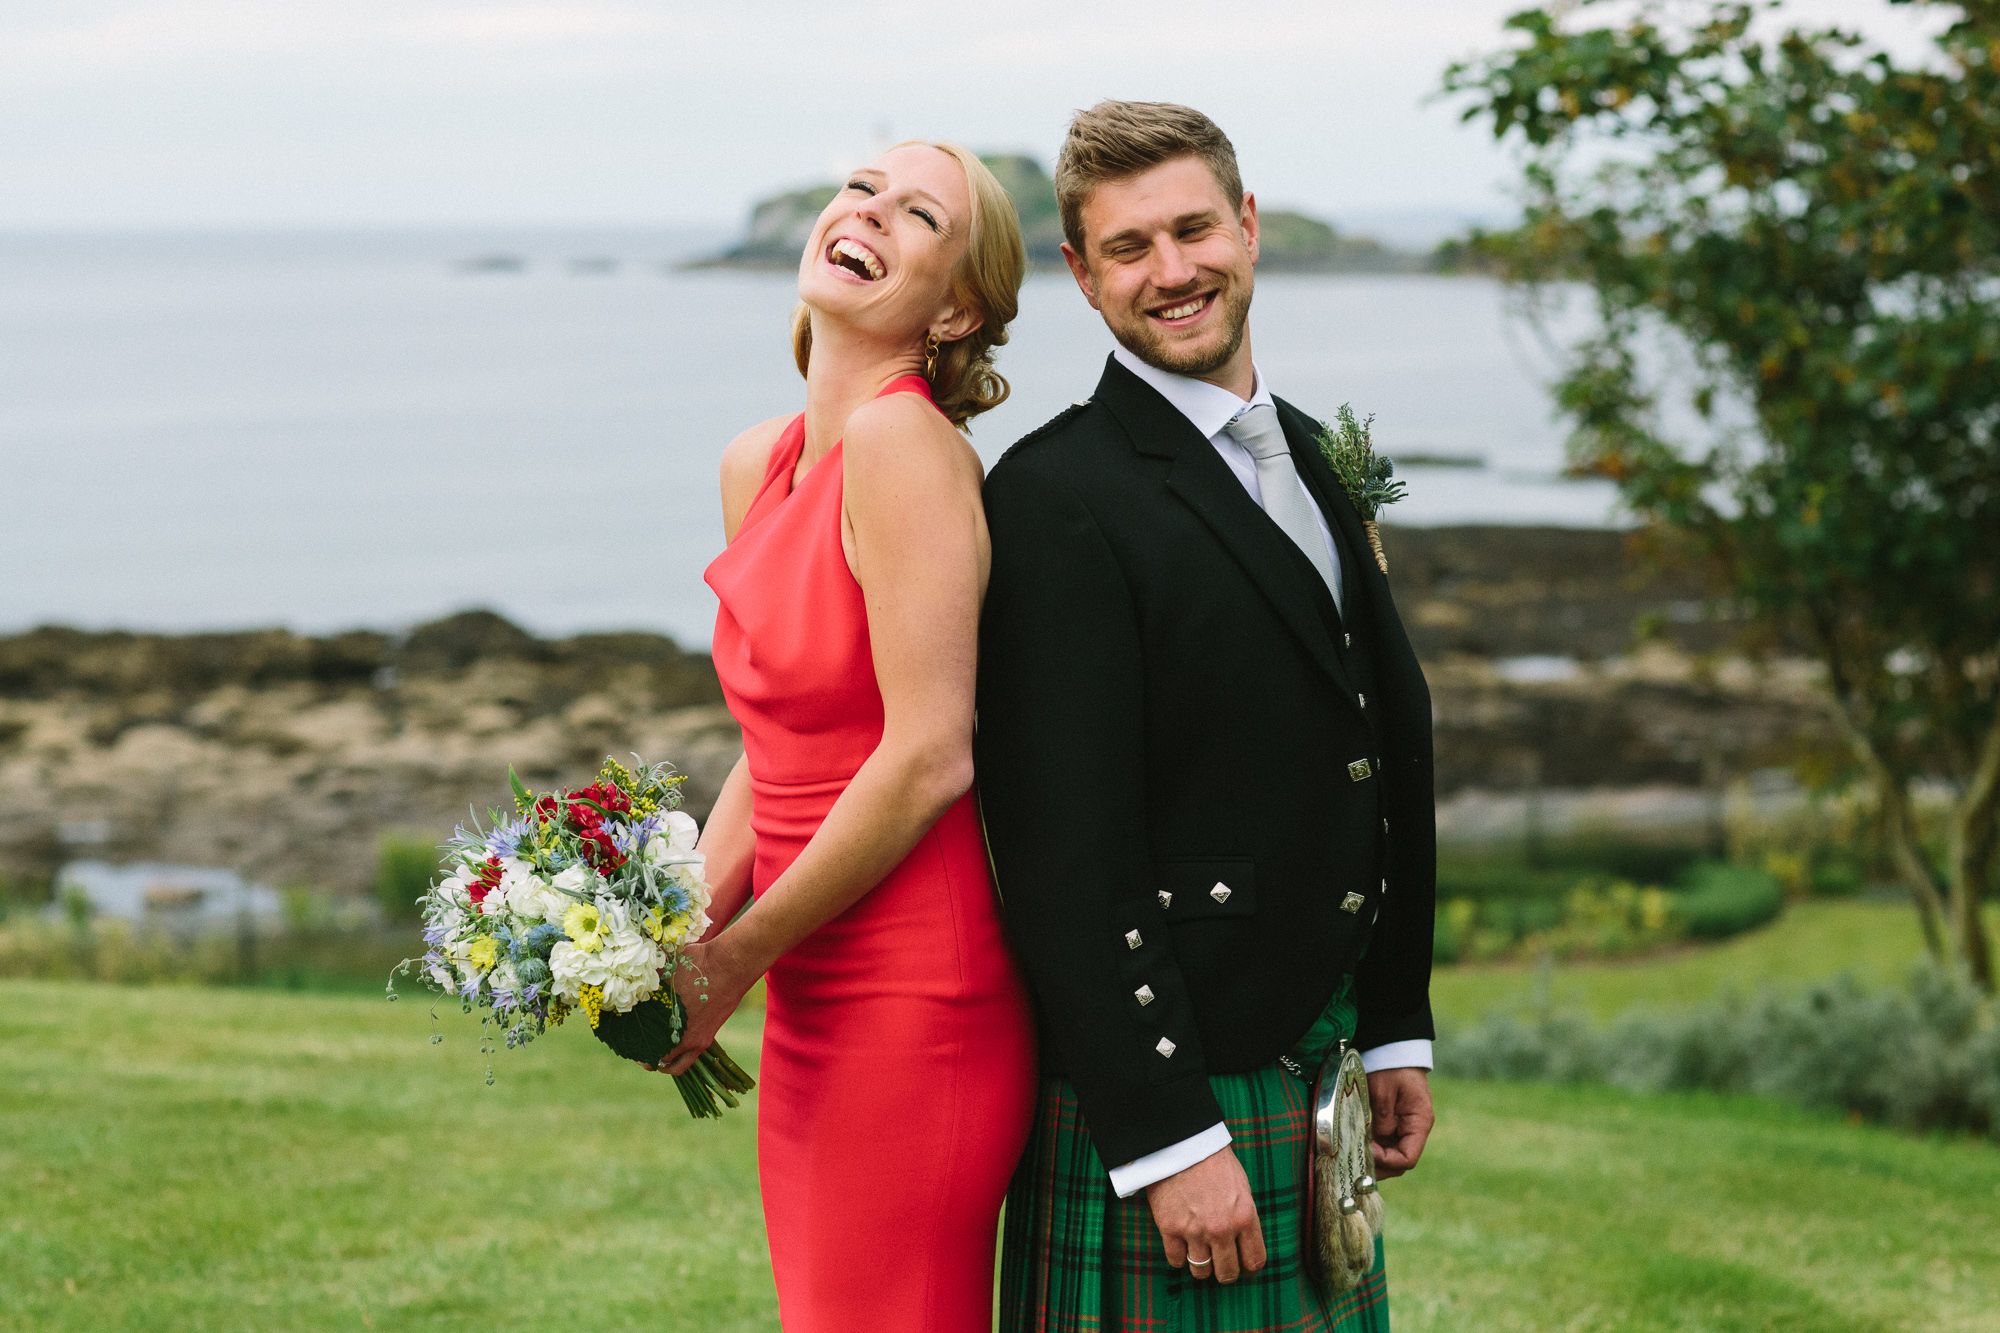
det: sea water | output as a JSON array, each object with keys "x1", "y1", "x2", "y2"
[{"x1": 0, "y1": 227, "x2": 1612, "y2": 645}]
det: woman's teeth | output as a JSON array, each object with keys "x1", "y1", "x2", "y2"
[
  {"x1": 1156, "y1": 295, "x2": 1208, "y2": 320},
  {"x1": 830, "y1": 238, "x2": 884, "y2": 280}
]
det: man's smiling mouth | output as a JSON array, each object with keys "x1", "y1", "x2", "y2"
[{"x1": 1150, "y1": 292, "x2": 1215, "y2": 322}]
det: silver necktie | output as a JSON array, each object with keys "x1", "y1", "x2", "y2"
[{"x1": 1226, "y1": 402, "x2": 1344, "y2": 617}]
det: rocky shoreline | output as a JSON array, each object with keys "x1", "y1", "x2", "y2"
[{"x1": 0, "y1": 525, "x2": 1832, "y2": 897}]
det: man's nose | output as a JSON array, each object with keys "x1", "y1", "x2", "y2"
[{"x1": 1149, "y1": 240, "x2": 1199, "y2": 291}]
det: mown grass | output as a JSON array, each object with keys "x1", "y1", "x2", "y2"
[
  {"x1": 6, "y1": 977, "x2": 1999, "y2": 1331},
  {"x1": 1430, "y1": 900, "x2": 1987, "y2": 1024}
]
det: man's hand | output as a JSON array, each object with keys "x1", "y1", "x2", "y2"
[
  {"x1": 1143, "y1": 1146, "x2": 1265, "y2": 1284},
  {"x1": 1366, "y1": 1067, "x2": 1434, "y2": 1179}
]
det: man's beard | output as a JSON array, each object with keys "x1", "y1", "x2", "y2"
[{"x1": 1113, "y1": 279, "x2": 1254, "y2": 378}]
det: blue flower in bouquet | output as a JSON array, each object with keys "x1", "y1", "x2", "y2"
[
  {"x1": 521, "y1": 924, "x2": 564, "y2": 958},
  {"x1": 485, "y1": 817, "x2": 532, "y2": 860}
]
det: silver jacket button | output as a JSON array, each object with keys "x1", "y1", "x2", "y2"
[
  {"x1": 1210, "y1": 882, "x2": 1232, "y2": 904},
  {"x1": 1340, "y1": 891, "x2": 1366, "y2": 914},
  {"x1": 1157, "y1": 890, "x2": 1173, "y2": 909},
  {"x1": 1156, "y1": 1037, "x2": 1177, "y2": 1058},
  {"x1": 1124, "y1": 929, "x2": 1143, "y2": 950},
  {"x1": 1135, "y1": 984, "x2": 1155, "y2": 1006}
]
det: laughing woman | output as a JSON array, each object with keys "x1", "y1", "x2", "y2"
[{"x1": 651, "y1": 142, "x2": 1035, "y2": 1331}]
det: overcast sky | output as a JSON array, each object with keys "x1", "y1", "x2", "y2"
[{"x1": 0, "y1": 0, "x2": 1955, "y2": 231}]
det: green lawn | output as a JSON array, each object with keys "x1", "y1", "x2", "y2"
[
  {"x1": 1431, "y1": 900, "x2": 1977, "y2": 1025},
  {"x1": 6, "y1": 977, "x2": 1998, "y2": 1331}
]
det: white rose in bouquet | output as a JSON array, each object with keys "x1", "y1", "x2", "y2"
[
  {"x1": 502, "y1": 863, "x2": 573, "y2": 924},
  {"x1": 660, "y1": 810, "x2": 699, "y2": 851}
]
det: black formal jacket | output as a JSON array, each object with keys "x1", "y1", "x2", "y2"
[{"x1": 975, "y1": 355, "x2": 1437, "y2": 1168}]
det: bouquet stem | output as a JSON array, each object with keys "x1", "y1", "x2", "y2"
[{"x1": 588, "y1": 992, "x2": 758, "y2": 1119}]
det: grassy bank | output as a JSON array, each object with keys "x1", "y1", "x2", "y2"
[
  {"x1": 6, "y1": 979, "x2": 1998, "y2": 1331},
  {"x1": 1430, "y1": 900, "x2": 1979, "y2": 1025}
]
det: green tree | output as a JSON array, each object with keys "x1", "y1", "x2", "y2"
[{"x1": 1444, "y1": 0, "x2": 2000, "y2": 985}]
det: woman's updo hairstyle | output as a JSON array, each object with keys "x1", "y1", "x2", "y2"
[{"x1": 792, "y1": 141, "x2": 1027, "y2": 429}]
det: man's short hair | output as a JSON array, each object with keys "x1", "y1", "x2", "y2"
[{"x1": 1054, "y1": 100, "x2": 1245, "y2": 255}]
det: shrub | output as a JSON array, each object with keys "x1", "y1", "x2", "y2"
[
  {"x1": 374, "y1": 834, "x2": 440, "y2": 925},
  {"x1": 1439, "y1": 965, "x2": 2000, "y2": 1141},
  {"x1": 1534, "y1": 834, "x2": 1701, "y2": 887},
  {"x1": 1673, "y1": 862, "x2": 1785, "y2": 940}
]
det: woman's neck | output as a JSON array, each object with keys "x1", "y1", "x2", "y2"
[{"x1": 801, "y1": 317, "x2": 925, "y2": 463}]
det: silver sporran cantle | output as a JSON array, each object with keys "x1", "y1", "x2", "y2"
[{"x1": 1305, "y1": 1040, "x2": 1383, "y2": 1294}]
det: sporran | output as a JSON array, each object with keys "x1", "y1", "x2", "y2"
[{"x1": 1296, "y1": 1040, "x2": 1383, "y2": 1295}]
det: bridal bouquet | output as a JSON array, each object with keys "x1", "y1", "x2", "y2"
[{"x1": 392, "y1": 755, "x2": 754, "y2": 1118}]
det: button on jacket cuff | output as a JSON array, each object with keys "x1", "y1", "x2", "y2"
[
  {"x1": 1360, "y1": 1039, "x2": 1434, "y2": 1073},
  {"x1": 1107, "y1": 1121, "x2": 1232, "y2": 1199}
]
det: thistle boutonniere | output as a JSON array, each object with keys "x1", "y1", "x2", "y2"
[{"x1": 1314, "y1": 404, "x2": 1404, "y2": 574}]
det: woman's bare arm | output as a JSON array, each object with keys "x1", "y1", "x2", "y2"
[{"x1": 661, "y1": 394, "x2": 988, "y2": 1072}]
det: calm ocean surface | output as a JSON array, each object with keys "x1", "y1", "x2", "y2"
[{"x1": 0, "y1": 227, "x2": 1611, "y2": 647}]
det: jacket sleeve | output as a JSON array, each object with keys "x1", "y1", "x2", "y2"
[{"x1": 976, "y1": 458, "x2": 1225, "y2": 1167}]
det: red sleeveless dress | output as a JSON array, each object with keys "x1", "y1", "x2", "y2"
[{"x1": 704, "y1": 375, "x2": 1037, "y2": 1331}]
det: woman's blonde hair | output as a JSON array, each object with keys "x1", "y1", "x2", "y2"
[{"x1": 792, "y1": 141, "x2": 1025, "y2": 429}]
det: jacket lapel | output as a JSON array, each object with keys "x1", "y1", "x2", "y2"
[
  {"x1": 1279, "y1": 396, "x2": 1397, "y2": 649},
  {"x1": 1093, "y1": 358, "x2": 1358, "y2": 699}
]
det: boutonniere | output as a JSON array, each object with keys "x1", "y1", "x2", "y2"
[{"x1": 1314, "y1": 404, "x2": 1405, "y2": 574}]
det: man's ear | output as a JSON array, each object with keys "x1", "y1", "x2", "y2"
[
  {"x1": 1240, "y1": 191, "x2": 1259, "y2": 265},
  {"x1": 1060, "y1": 242, "x2": 1101, "y2": 311}
]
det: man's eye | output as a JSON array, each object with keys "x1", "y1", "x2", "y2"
[{"x1": 846, "y1": 180, "x2": 877, "y2": 196}]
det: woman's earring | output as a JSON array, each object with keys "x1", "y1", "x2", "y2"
[{"x1": 923, "y1": 330, "x2": 941, "y2": 381}]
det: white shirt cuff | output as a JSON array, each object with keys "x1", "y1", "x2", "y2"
[
  {"x1": 1360, "y1": 1039, "x2": 1434, "y2": 1073},
  {"x1": 1107, "y1": 1122, "x2": 1232, "y2": 1199}
]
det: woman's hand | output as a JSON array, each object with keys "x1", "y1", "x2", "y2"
[{"x1": 652, "y1": 936, "x2": 760, "y2": 1076}]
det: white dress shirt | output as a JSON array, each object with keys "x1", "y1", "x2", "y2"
[{"x1": 1104, "y1": 347, "x2": 1434, "y2": 1199}]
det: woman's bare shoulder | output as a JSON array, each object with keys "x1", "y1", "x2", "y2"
[
  {"x1": 719, "y1": 413, "x2": 797, "y2": 539},
  {"x1": 842, "y1": 393, "x2": 982, "y2": 488}
]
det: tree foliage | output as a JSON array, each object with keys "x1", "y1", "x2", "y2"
[{"x1": 1445, "y1": 0, "x2": 2000, "y2": 984}]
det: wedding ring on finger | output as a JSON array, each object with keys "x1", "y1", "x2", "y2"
[{"x1": 1188, "y1": 1256, "x2": 1213, "y2": 1270}]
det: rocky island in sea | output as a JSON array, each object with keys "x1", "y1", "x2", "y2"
[{"x1": 687, "y1": 153, "x2": 1427, "y2": 274}]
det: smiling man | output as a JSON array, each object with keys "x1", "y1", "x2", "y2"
[{"x1": 976, "y1": 101, "x2": 1438, "y2": 1332}]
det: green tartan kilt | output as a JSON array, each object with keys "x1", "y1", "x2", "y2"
[{"x1": 999, "y1": 982, "x2": 1390, "y2": 1333}]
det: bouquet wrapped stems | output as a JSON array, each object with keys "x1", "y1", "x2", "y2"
[{"x1": 587, "y1": 992, "x2": 757, "y2": 1119}]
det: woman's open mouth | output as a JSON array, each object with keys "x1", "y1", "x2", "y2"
[{"x1": 827, "y1": 237, "x2": 886, "y2": 282}]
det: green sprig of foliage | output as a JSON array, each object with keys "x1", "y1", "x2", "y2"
[{"x1": 1314, "y1": 403, "x2": 1406, "y2": 520}]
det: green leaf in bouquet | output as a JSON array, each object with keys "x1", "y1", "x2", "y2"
[{"x1": 507, "y1": 765, "x2": 533, "y2": 814}]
